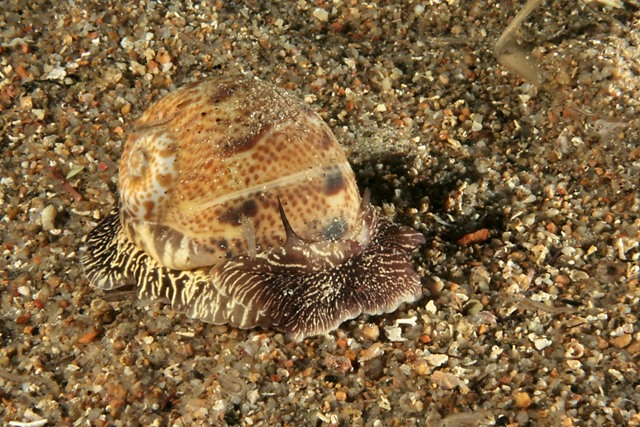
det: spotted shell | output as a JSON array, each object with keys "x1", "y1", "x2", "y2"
[{"x1": 82, "y1": 76, "x2": 425, "y2": 341}]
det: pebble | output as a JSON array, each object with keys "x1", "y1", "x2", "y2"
[
  {"x1": 17, "y1": 286, "x2": 31, "y2": 297},
  {"x1": 610, "y1": 334, "x2": 632, "y2": 349},
  {"x1": 514, "y1": 392, "x2": 532, "y2": 409},
  {"x1": 312, "y1": 8, "x2": 329, "y2": 23},
  {"x1": 384, "y1": 325, "x2": 406, "y2": 342},
  {"x1": 360, "y1": 324, "x2": 380, "y2": 341},
  {"x1": 532, "y1": 337, "x2": 553, "y2": 351},
  {"x1": 40, "y1": 205, "x2": 56, "y2": 231},
  {"x1": 425, "y1": 353, "x2": 449, "y2": 367}
]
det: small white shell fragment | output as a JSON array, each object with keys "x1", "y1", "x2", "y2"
[
  {"x1": 316, "y1": 412, "x2": 338, "y2": 423},
  {"x1": 41, "y1": 205, "x2": 57, "y2": 231},
  {"x1": 489, "y1": 345, "x2": 504, "y2": 361},
  {"x1": 530, "y1": 334, "x2": 553, "y2": 350},
  {"x1": 596, "y1": 0, "x2": 623, "y2": 8},
  {"x1": 17, "y1": 286, "x2": 31, "y2": 297},
  {"x1": 129, "y1": 61, "x2": 145, "y2": 75},
  {"x1": 425, "y1": 300, "x2": 438, "y2": 314},
  {"x1": 247, "y1": 389, "x2": 260, "y2": 404},
  {"x1": 564, "y1": 341, "x2": 585, "y2": 358},
  {"x1": 8, "y1": 419, "x2": 48, "y2": 427},
  {"x1": 426, "y1": 353, "x2": 449, "y2": 367},
  {"x1": 343, "y1": 58, "x2": 356, "y2": 68},
  {"x1": 46, "y1": 66, "x2": 66, "y2": 81},
  {"x1": 470, "y1": 266, "x2": 492, "y2": 288},
  {"x1": 312, "y1": 8, "x2": 329, "y2": 22},
  {"x1": 384, "y1": 325, "x2": 406, "y2": 342},
  {"x1": 519, "y1": 94, "x2": 531, "y2": 103},
  {"x1": 32, "y1": 109, "x2": 45, "y2": 120},
  {"x1": 66, "y1": 164, "x2": 84, "y2": 179},
  {"x1": 378, "y1": 395, "x2": 392, "y2": 411},
  {"x1": 611, "y1": 323, "x2": 634, "y2": 336},
  {"x1": 569, "y1": 270, "x2": 589, "y2": 281},
  {"x1": 120, "y1": 36, "x2": 134, "y2": 50},
  {"x1": 566, "y1": 359, "x2": 582, "y2": 370},
  {"x1": 608, "y1": 369, "x2": 624, "y2": 382}
]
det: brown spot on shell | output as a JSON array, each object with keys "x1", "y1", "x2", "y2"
[
  {"x1": 142, "y1": 201, "x2": 155, "y2": 219},
  {"x1": 221, "y1": 123, "x2": 271, "y2": 155},
  {"x1": 317, "y1": 128, "x2": 335, "y2": 150},
  {"x1": 323, "y1": 166, "x2": 345, "y2": 195},
  {"x1": 175, "y1": 98, "x2": 192, "y2": 111},
  {"x1": 155, "y1": 173, "x2": 173, "y2": 189},
  {"x1": 208, "y1": 83, "x2": 240, "y2": 105},
  {"x1": 219, "y1": 199, "x2": 259, "y2": 225}
]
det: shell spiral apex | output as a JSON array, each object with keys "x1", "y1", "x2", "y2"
[{"x1": 82, "y1": 76, "x2": 425, "y2": 341}]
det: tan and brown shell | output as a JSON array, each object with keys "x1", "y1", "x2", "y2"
[{"x1": 82, "y1": 76, "x2": 425, "y2": 341}]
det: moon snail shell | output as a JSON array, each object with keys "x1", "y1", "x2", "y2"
[{"x1": 82, "y1": 77, "x2": 426, "y2": 341}]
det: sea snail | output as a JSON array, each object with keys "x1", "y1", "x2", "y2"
[{"x1": 82, "y1": 76, "x2": 425, "y2": 341}]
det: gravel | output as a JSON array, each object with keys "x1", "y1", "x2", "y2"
[{"x1": 1, "y1": 0, "x2": 639, "y2": 426}]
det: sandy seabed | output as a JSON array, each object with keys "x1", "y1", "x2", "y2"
[{"x1": 1, "y1": 0, "x2": 639, "y2": 426}]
